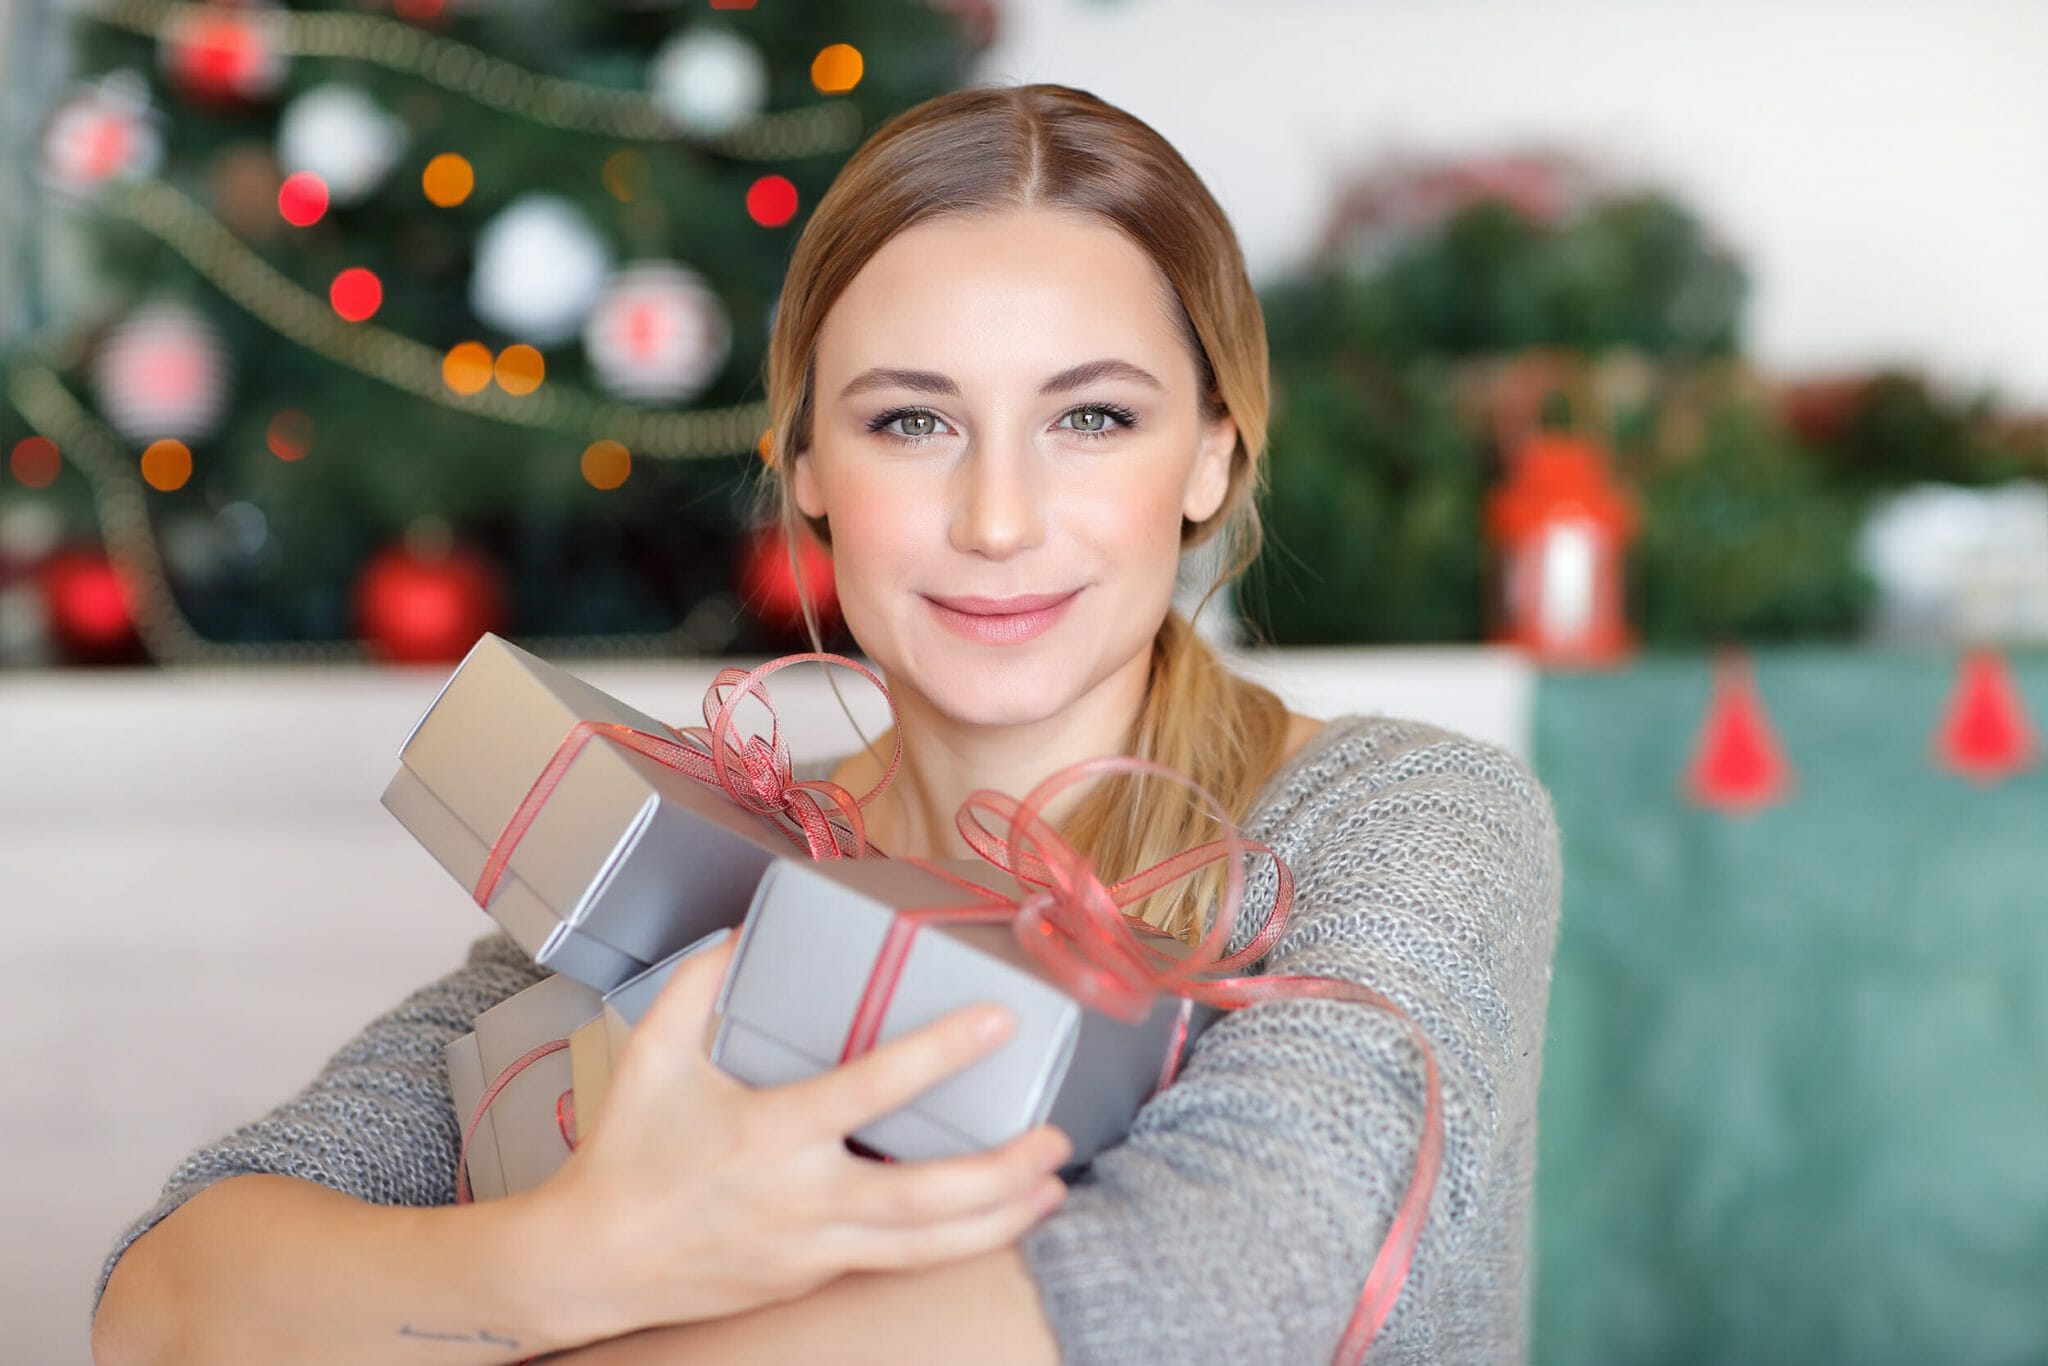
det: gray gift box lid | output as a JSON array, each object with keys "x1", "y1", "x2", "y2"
[
  {"x1": 444, "y1": 1031, "x2": 504, "y2": 1202},
  {"x1": 711, "y1": 854, "x2": 1223, "y2": 1168},
  {"x1": 459, "y1": 972, "x2": 603, "y2": 1198},
  {"x1": 381, "y1": 631, "x2": 830, "y2": 992}
]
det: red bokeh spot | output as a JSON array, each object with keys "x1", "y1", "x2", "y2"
[
  {"x1": 330, "y1": 267, "x2": 383, "y2": 322},
  {"x1": 746, "y1": 175, "x2": 799, "y2": 228},
  {"x1": 10, "y1": 436, "x2": 61, "y2": 488},
  {"x1": 278, "y1": 172, "x2": 329, "y2": 227}
]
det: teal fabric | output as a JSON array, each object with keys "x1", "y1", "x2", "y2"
[{"x1": 1530, "y1": 643, "x2": 2048, "y2": 1365}]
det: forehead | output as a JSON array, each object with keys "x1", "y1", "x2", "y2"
[{"x1": 816, "y1": 209, "x2": 1185, "y2": 384}]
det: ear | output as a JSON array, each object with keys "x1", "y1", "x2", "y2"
[
  {"x1": 1182, "y1": 411, "x2": 1236, "y2": 525},
  {"x1": 791, "y1": 445, "x2": 827, "y2": 520}
]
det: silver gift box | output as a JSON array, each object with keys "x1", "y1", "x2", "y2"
[
  {"x1": 709, "y1": 855, "x2": 1225, "y2": 1171},
  {"x1": 383, "y1": 630, "x2": 840, "y2": 993},
  {"x1": 445, "y1": 972, "x2": 603, "y2": 1201}
]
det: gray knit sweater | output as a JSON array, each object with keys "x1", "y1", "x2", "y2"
[{"x1": 94, "y1": 714, "x2": 1562, "y2": 1364}]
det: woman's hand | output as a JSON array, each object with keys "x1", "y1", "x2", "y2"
[{"x1": 512, "y1": 930, "x2": 1072, "y2": 1350}]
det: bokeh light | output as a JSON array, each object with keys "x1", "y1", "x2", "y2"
[
  {"x1": 277, "y1": 171, "x2": 329, "y2": 227},
  {"x1": 422, "y1": 152, "x2": 474, "y2": 207},
  {"x1": 267, "y1": 409, "x2": 314, "y2": 461},
  {"x1": 494, "y1": 344, "x2": 545, "y2": 395},
  {"x1": 746, "y1": 175, "x2": 798, "y2": 228},
  {"x1": 811, "y1": 44, "x2": 863, "y2": 94},
  {"x1": 581, "y1": 439, "x2": 631, "y2": 489},
  {"x1": 756, "y1": 426, "x2": 775, "y2": 464},
  {"x1": 140, "y1": 438, "x2": 193, "y2": 491},
  {"x1": 10, "y1": 436, "x2": 61, "y2": 488},
  {"x1": 442, "y1": 341, "x2": 494, "y2": 395},
  {"x1": 601, "y1": 150, "x2": 649, "y2": 203},
  {"x1": 330, "y1": 267, "x2": 383, "y2": 322}
]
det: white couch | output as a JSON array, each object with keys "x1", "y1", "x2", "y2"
[{"x1": 0, "y1": 645, "x2": 1531, "y2": 1364}]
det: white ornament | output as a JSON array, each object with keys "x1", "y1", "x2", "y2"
[
  {"x1": 469, "y1": 194, "x2": 613, "y2": 346},
  {"x1": 583, "y1": 261, "x2": 731, "y2": 403},
  {"x1": 276, "y1": 83, "x2": 407, "y2": 206},
  {"x1": 649, "y1": 25, "x2": 767, "y2": 136},
  {"x1": 39, "y1": 71, "x2": 164, "y2": 199},
  {"x1": 90, "y1": 299, "x2": 232, "y2": 444}
]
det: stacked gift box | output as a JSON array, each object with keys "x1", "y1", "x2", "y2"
[{"x1": 384, "y1": 633, "x2": 1234, "y2": 1202}]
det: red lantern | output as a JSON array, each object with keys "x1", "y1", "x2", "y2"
[
  {"x1": 1484, "y1": 431, "x2": 1639, "y2": 667},
  {"x1": 353, "y1": 538, "x2": 507, "y2": 664}
]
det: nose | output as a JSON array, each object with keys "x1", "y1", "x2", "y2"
[{"x1": 948, "y1": 436, "x2": 1045, "y2": 559}]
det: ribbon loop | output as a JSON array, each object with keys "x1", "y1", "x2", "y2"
[{"x1": 473, "y1": 651, "x2": 901, "y2": 912}]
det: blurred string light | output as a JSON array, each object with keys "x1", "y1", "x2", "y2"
[
  {"x1": 139, "y1": 437, "x2": 192, "y2": 490},
  {"x1": 6, "y1": 363, "x2": 708, "y2": 663},
  {"x1": 99, "y1": 177, "x2": 769, "y2": 459},
  {"x1": 91, "y1": 0, "x2": 864, "y2": 156}
]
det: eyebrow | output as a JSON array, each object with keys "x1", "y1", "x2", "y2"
[{"x1": 837, "y1": 357, "x2": 1165, "y2": 401}]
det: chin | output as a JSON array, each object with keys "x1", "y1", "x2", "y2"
[{"x1": 914, "y1": 656, "x2": 1080, "y2": 729}]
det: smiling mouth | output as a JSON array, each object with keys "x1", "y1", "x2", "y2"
[{"x1": 921, "y1": 588, "x2": 1082, "y2": 644}]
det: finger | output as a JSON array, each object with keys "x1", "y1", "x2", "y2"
[
  {"x1": 837, "y1": 1124, "x2": 1073, "y2": 1228},
  {"x1": 796, "y1": 1001, "x2": 1016, "y2": 1135},
  {"x1": 839, "y1": 1174, "x2": 1069, "y2": 1274},
  {"x1": 622, "y1": 929, "x2": 741, "y2": 1070}
]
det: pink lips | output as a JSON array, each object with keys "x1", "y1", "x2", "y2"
[{"x1": 923, "y1": 588, "x2": 1082, "y2": 644}]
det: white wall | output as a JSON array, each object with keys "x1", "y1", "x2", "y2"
[{"x1": 976, "y1": 0, "x2": 2048, "y2": 409}]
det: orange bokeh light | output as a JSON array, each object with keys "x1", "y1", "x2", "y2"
[
  {"x1": 811, "y1": 44, "x2": 863, "y2": 94},
  {"x1": 422, "y1": 152, "x2": 475, "y2": 207},
  {"x1": 581, "y1": 439, "x2": 631, "y2": 490},
  {"x1": 443, "y1": 341, "x2": 495, "y2": 395},
  {"x1": 140, "y1": 438, "x2": 193, "y2": 491},
  {"x1": 495, "y1": 344, "x2": 545, "y2": 395}
]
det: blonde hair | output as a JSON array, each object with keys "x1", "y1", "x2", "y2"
[{"x1": 756, "y1": 82, "x2": 1292, "y2": 945}]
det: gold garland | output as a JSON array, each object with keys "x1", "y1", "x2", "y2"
[
  {"x1": 89, "y1": 0, "x2": 866, "y2": 156},
  {"x1": 8, "y1": 362, "x2": 709, "y2": 665},
  {"x1": 107, "y1": 177, "x2": 771, "y2": 461}
]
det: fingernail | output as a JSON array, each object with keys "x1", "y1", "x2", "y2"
[{"x1": 974, "y1": 1007, "x2": 1012, "y2": 1042}]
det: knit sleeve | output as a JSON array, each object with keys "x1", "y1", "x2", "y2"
[
  {"x1": 1016, "y1": 723, "x2": 1563, "y2": 1365},
  {"x1": 91, "y1": 928, "x2": 546, "y2": 1320}
]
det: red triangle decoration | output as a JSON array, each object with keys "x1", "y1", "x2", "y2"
[
  {"x1": 1931, "y1": 646, "x2": 2040, "y2": 784},
  {"x1": 1683, "y1": 647, "x2": 1796, "y2": 815}
]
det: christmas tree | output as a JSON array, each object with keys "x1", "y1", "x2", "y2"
[{"x1": 2, "y1": 0, "x2": 993, "y2": 666}]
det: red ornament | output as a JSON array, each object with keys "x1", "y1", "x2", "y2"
[
  {"x1": 1683, "y1": 648, "x2": 1795, "y2": 815},
  {"x1": 161, "y1": 2, "x2": 288, "y2": 107},
  {"x1": 354, "y1": 539, "x2": 507, "y2": 664},
  {"x1": 330, "y1": 267, "x2": 383, "y2": 322},
  {"x1": 739, "y1": 522, "x2": 837, "y2": 633},
  {"x1": 39, "y1": 546, "x2": 145, "y2": 663},
  {"x1": 277, "y1": 171, "x2": 329, "y2": 227},
  {"x1": 1931, "y1": 646, "x2": 2039, "y2": 784},
  {"x1": 745, "y1": 175, "x2": 799, "y2": 228}
]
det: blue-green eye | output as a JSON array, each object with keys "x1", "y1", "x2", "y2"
[{"x1": 865, "y1": 402, "x2": 1141, "y2": 446}]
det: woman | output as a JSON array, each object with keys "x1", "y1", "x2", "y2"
[{"x1": 91, "y1": 83, "x2": 1560, "y2": 1364}]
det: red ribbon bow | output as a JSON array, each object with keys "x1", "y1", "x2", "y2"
[
  {"x1": 472, "y1": 651, "x2": 902, "y2": 913},
  {"x1": 838, "y1": 753, "x2": 1445, "y2": 1365}
]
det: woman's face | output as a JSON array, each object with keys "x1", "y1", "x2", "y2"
[{"x1": 793, "y1": 208, "x2": 1237, "y2": 729}]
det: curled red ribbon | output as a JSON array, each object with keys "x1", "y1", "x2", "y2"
[
  {"x1": 471, "y1": 651, "x2": 902, "y2": 913},
  {"x1": 837, "y1": 753, "x2": 1445, "y2": 1365}
]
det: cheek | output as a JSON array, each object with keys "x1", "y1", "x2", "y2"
[{"x1": 1062, "y1": 463, "x2": 1188, "y2": 566}]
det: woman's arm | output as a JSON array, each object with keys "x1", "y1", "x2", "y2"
[
  {"x1": 90, "y1": 930, "x2": 575, "y2": 1365},
  {"x1": 93, "y1": 1174, "x2": 598, "y2": 1365},
  {"x1": 532, "y1": 725, "x2": 1563, "y2": 1365},
  {"x1": 526, "y1": 1245, "x2": 1057, "y2": 1365}
]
